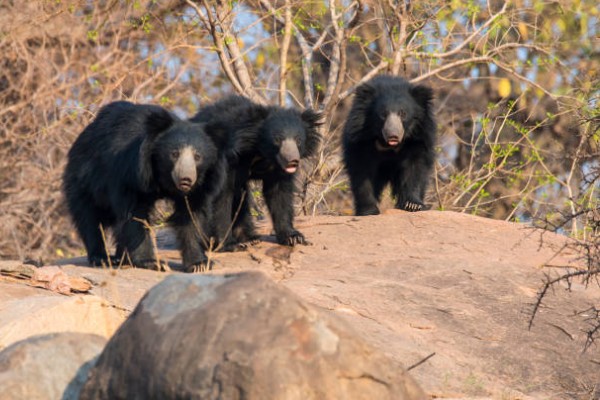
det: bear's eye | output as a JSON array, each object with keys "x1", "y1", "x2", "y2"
[
  {"x1": 171, "y1": 150, "x2": 180, "y2": 159},
  {"x1": 399, "y1": 110, "x2": 407, "y2": 118},
  {"x1": 194, "y1": 153, "x2": 202, "y2": 162},
  {"x1": 274, "y1": 136, "x2": 282, "y2": 145}
]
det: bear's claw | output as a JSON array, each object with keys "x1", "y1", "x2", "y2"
[{"x1": 403, "y1": 200, "x2": 424, "y2": 212}]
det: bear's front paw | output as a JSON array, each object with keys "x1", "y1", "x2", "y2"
[
  {"x1": 278, "y1": 230, "x2": 310, "y2": 246},
  {"x1": 89, "y1": 255, "x2": 121, "y2": 268},
  {"x1": 401, "y1": 199, "x2": 424, "y2": 212},
  {"x1": 214, "y1": 236, "x2": 240, "y2": 252},
  {"x1": 234, "y1": 229, "x2": 261, "y2": 244},
  {"x1": 235, "y1": 238, "x2": 261, "y2": 251},
  {"x1": 185, "y1": 259, "x2": 213, "y2": 273},
  {"x1": 132, "y1": 258, "x2": 168, "y2": 271},
  {"x1": 356, "y1": 207, "x2": 380, "y2": 216}
]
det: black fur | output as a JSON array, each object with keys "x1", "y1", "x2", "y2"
[
  {"x1": 192, "y1": 95, "x2": 322, "y2": 248},
  {"x1": 63, "y1": 101, "x2": 224, "y2": 271},
  {"x1": 342, "y1": 75, "x2": 436, "y2": 215}
]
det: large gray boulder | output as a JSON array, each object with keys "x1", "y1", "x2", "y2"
[
  {"x1": 0, "y1": 332, "x2": 106, "y2": 400},
  {"x1": 80, "y1": 271, "x2": 425, "y2": 400}
]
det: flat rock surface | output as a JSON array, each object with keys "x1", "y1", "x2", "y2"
[
  {"x1": 0, "y1": 283, "x2": 125, "y2": 350},
  {"x1": 4, "y1": 211, "x2": 599, "y2": 398}
]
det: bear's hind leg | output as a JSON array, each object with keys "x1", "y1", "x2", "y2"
[
  {"x1": 69, "y1": 200, "x2": 114, "y2": 266},
  {"x1": 115, "y1": 209, "x2": 158, "y2": 269},
  {"x1": 209, "y1": 180, "x2": 238, "y2": 252},
  {"x1": 349, "y1": 171, "x2": 381, "y2": 216},
  {"x1": 231, "y1": 184, "x2": 261, "y2": 247}
]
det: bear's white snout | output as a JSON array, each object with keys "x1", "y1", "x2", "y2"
[
  {"x1": 277, "y1": 138, "x2": 301, "y2": 174},
  {"x1": 172, "y1": 146, "x2": 198, "y2": 193},
  {"x1": 383, "y1": 113, "x2": 404, "y2": 147}
]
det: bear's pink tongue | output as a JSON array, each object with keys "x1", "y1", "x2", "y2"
[
  {"x1": 388, "y1": 139, "x2": 399, "y2": 146},
  {"x1": 284, "y1": 159, "x2": 299, "y2": 174}
]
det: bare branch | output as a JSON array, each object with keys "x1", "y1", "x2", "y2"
[
  {"x1": 410, "y1": 56, "x2": 493, "y2": 83},
  {"x1": 278, "y1": 0, "x2": 293, "y2": 106},
  {"x1": 411, "y1": 2, "x2": 508, "y2": 60},
  {"x1": 257, "y1": 0, "x2": 315, "y2": 108},
  {"x1": 337, "y1": 61, "x2": 389, "y2": 102},
  {"x1": 320, "y1": 0, "x2": 345, "y2": 111},
  {"x1": 387, "y1": 0, "x2": 409, "y2": 75},
  {"x1": 212, "y1": 1, "x2": 265, "y2": 103},
  {"x1": 186, "y1": 0, "x2": 244, "y2": 94}
]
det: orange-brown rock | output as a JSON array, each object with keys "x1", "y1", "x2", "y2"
[{"x1": 2, "y1": 211, "x2": 598, "y2": 398}]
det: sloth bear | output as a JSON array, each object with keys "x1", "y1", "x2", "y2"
[
  {"x1": 192, "y1": 95, "x2": 321, "y2": 248},
  {"x1": 342, "y1": 75, "x2": 436, "y2": 216},
  {"x1": 63, "y1": 101, "x2": 224, "y2": 271}
]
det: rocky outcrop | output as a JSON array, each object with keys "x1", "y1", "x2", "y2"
[
  {"x1": 80, "y1": 272, "x2": 425, "y2": 400},
  {"x1": 0, "y1": 332, "x2": 106, "y2": 400},
  {"x1": 1, "y1": 211, "x2": 598, "y2": 398}
]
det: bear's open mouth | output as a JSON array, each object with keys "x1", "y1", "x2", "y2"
[
  {"x1": 177, "y1": 178, "x2": 193, "y2": 192},
  {"x1": 387, "y1": 136, "x2": 400, "y2": 146},
  {"x1": 284, "y1": 160, "x2": 299, "y2": 174}
]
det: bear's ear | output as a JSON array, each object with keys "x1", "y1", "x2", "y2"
[
  {"x1": 224, "y1": 120, "x2": 260, "y2": 163},
  {"x1": 138, "y1": 106, "x2": 176, "y2": 191},
  {"x1": 354, "y1": 82, "x2": 375, "y2": 102},
  {"x1": 343, "y1": 83, "x2": 376, "y2": 143},
  {"x1": 410, "y1": 84, "x2": 434, "y2": 109},
  {"x1": 144, "y1": 106, "x2": 176, "y2": 138},
  {"x1": 301, "y1": 109, "x2": 323, "y2": 128},
  {"x1": 302, "y1": 109, "x2": 323, "y2": 157}
]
